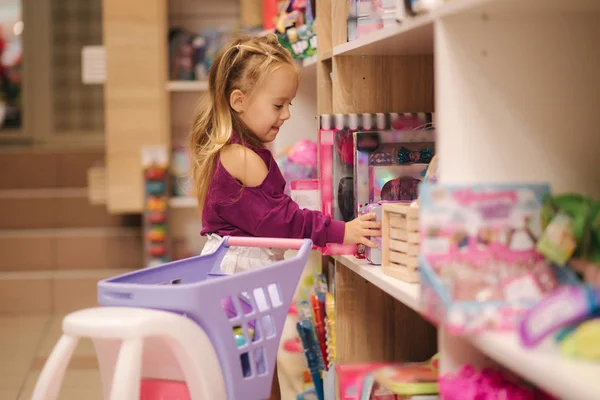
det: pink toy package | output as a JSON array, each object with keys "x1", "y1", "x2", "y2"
[
  {"x1": 354, "y1": 125, "x2": 435, "y2": 217},
  {"x1": 319, "y1": 113, "x2": 435, "y2": 222},
  {"x1": 318, "y1": 114, "x2": 361, "y2": 224},
  {"x1": 417, "y1": 183, "x2": 576, "y2": 334}
]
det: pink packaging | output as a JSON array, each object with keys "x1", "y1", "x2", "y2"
[
  {"x1": 318, "y1": 113, "x2": 434, "y2": 223},
  {"x1": 336, "y1": 363, "x2": 393, "y2": 400},
  {"x1": 354, "y1": 125, "x2": 435, "y2": 216}
]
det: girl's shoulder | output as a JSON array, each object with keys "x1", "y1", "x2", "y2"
[{"x1": 219, "y1": 143, "x2": 269, "y2": 187}]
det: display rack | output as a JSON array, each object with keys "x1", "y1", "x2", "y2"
[{"x1": 319, "y1": 0, "x2": 600, "y2": 399}]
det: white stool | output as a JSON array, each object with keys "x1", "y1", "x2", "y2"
[{"x1": 31, "y1": 307, "x2": 226, "y2": 400}]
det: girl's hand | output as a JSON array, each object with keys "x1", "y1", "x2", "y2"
[{"x1": 344, "y1": 213, "x2": 382, "y2": 248}]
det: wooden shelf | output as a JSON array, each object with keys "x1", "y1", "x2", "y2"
[
  {"x1": 334, "y1": 255, "x2": 600, "y2": 400},
  {"x1": 319, "y1": 49, "x2": 333, "y2": 61},
  {"x1": 169, "y1": 196, "x2": 198, "y2": 208},
  {"x1": 331, "y1": 0, "x2": 600, "y2": 57},
  {"x1": 166, "y1": 81, "x2": 209, "y2": 92},
  {"x1": 333, "y1": 19, "x2": 434, "y2": 57},
  {"x1": 334, "y1": 255, "x2": 419, "y2": 311}
]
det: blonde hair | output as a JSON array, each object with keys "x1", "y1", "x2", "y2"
[{"x1": 189, "y1": 33, "x2": 297, "y2": 211}]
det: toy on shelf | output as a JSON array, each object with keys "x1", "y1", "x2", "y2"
[
  {"x1": 418, "y1": 183, "x2": 580, "y2": 334},
  {"x1": 519, "y1": 284, "x2": 600, "y2": 351},
  {"x1": 142, "y1": 146, "x2": 170, "y2": 267},
  {"x1": 354, "y1": 126, "x2": 435, "y2": 216},
  {"x1": 31, "y1": 237, "x2": 314, "y2": 400},
  {"x1": 439, "y1": 364, "x2": 556, "y2": 400},
  {"x1": 169, "y1": 27, "x2": 242, "y2": 82},
  {"x1": 168, "y1": 29, "x2": 195, "y2": 81},
  {"x1": 274, "y1": 0, "x2": 317, "y2": 60},
  {"x1": 319, "y1": 113, "x2": 433, "y2": 224},
  {"x1": 336, "y1": 355, "x2": 439, "y2": 400},
  {"x1": 381, "y1": 202, "x2": 420, "y2": 281},
  {"x1": 536, "y1": 193, "x2": 600, "y2": 285},
  {"x1": 276, "y1": 139, "x2": 318, "y2": 195}
]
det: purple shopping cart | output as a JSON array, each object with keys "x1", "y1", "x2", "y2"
[{"x1": 97, "y1": 236, "x2": 313, "y2": 400}]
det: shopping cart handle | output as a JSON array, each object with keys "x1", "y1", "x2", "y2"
[{"x1": 225, "y1": 236, "x2": 310, "y2": 250}]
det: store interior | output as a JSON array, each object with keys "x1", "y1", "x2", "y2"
[{"x1": 0, "y1": 0, "x2": 599, "y2": 399}]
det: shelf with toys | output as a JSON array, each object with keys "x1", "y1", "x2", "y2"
[
  {"x1": 310, "y1": 0, "x2": 600, "y2": 399},
  {"x1": 333, "y1": 254, "x2": 420, "y2": 311},
  {"x1": 333, "y1": 253, "x2": 600, "y2": 400}
]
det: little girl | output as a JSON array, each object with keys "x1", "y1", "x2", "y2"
[
  {"x1": 189, "y1": 34, "x2": 380, "y2": 398},
  {"x1": 191, "y1": 34, "x2": 380, "y2": 270}
]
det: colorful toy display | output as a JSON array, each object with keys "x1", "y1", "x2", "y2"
[
  {"x1": 335, "y1": 356, "x2": 439, "y2": 400},
  {"x1": 142, "y1": 146, "x2": 170, "y2": 266},
  {"x1": 520, "y1": 284, "x2": 600, "y2": 348},
  {"x1": 538, "y1": 193, "x2": 600, "y2": 266},
  {"x1": 274, "y1": 0, "x2": 317, "y2": 60},
  {"x1": 168, "y1": 26, "x2": 262, "y2": 82},
  {"x1": 354, "y1": 127, "x2": 435, "y2": 216},
  {"x1": 418, "y1": 183, "x2": 580, "y2": 334},
  {"x1": 319, "y1": 113, "x2": 432, "y2": 224}
]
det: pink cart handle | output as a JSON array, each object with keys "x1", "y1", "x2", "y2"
[{"x1": 225, "y1": 236, "x2": 306, "y2": 250}]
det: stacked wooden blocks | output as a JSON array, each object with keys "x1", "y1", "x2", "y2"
[{"x1": 381, "y1": 203, "x2": 420, "y2": 283}]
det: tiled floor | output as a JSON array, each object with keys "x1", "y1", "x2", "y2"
[
  {"x1": 1, "y1": 314, "x2": 304, "y2": 400},
  {"x1": 1, "y1": 315, "x2": 103, "y2": 400}
]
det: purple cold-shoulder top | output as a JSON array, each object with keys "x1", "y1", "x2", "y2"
[{"x1": 201, "y1": 133, "x2": 345, "y2": 247}]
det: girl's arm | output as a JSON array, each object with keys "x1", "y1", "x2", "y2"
[
  {"x1": 217, "y1": 188, "x2": 345, "y2": 247},
  {"x1": 217, "y1": 145, "x2": 345, "y2": 247}
]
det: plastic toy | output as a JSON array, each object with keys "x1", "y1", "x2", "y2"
[
  {"x1": 558, "y1": 317, "x2": 600, "y2": 360},
  {"x1": 519, "y1": 284, "x2": 600, "y2": 348},
  {"x1": 31, "y1": 236, "x2": 313, "y2": 400}
]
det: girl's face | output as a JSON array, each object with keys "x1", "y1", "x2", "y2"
[{"x1": 235, "y1": 63, "x2": 298, "y2": 143}]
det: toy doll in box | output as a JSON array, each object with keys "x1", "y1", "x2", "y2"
[
  {"x1": 319, "y1": 113, "x2": 434, "y2": 223},
  {"x1": 354, "y1": 128, "x2": 435, "y2": 217}
]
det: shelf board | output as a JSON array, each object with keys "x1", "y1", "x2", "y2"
[
  {"x1": 334, "y1": 18, "x2": 435, "y2": 57},
  {"x1": 334, "y1": 255, "x2": 600, "y2": 399},
  {"x1": 333, "y1": 255, "x2": 420, "y2": 312},
  {"x1": 166, "y1": 81, "x2": 209, "y2": 92},
  {"x1": 168, "y1": 196, "x2": 198, "y2": 208},
  {"x1": 332, "y1": 0, "x2": 600, "y2": 57}
]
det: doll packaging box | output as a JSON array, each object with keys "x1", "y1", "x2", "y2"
[{"x1": 318, "y1": 113, "x2": 434, "y2": 223}]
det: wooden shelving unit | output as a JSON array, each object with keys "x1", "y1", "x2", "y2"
[
  {"x1": 166, "y1": 80, "x2": 209, "y2": 92},
  {"x1": 318, "y1": 0, "x2": 438, "y2": 367},
  {"x1": 322, "y1": 0, "x2": 600, "y2": 398}
]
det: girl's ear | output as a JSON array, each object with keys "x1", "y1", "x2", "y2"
[{"x1": 229, "y1": 89, "x2": 245, "y2": 113}]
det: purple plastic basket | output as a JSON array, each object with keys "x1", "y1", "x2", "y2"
[{"x1": 98, "y1": 236, "x2": 313, "y2": 400}]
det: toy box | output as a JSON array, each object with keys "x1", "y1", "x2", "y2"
[
  {"x1": 318, "y1": 113, "x2": 434, "y2": 223},
  {"x1": 354, "y1": 128, "x2": 435, "y2": 217},
  {"x1": 418, "y1": 183, "x2": 580, "y2": 333},
  {"x1": 336, "y1": 359, "x2": 439, "y2": 400},
  {"x1": 382, "y1": 203, "x2": 420, "y2": 282}
]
